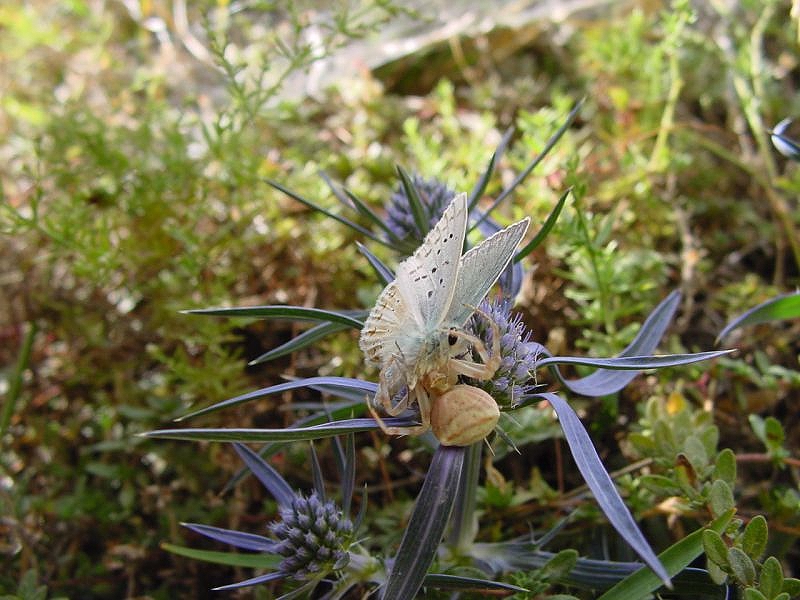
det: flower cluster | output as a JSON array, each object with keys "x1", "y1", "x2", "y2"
[
  {"x1": 467, "y1": 299, "x2": 539, "y2": 408},
  {"x1": 269, "y1": 491, "x2": 354, "y2": 580},
  {"x1": 386, "y1": 174, "x2": 457, "y2": 241}
]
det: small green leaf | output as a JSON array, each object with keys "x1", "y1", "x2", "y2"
[
  {"x1": 760, "y1": 556, "x2": 783, "y2": 599},
  {"x1": 639, "y1": 474, "x2": 682, "y2": 496},
  {"x1": 702, "y1": 530, "x2": 729, "y2": 567},
  {"x1": 772, "y1": 594, "x2": 790, "y2": 600},
  {"x1": 764, "y1": 417, "x2": 785, "y2": 448},
  {"x1": 713, "y1": 449, "x2": 737, "y2": 486},
  {"x1": 709, "y1": 480, "x2": 735, "y2": 517},
  {"x1": 684, "y1": 435, "x2": 709, "y2": 471},
  {"x1": 741, "y1": 515, "x2": 768, "y2": 560},
  {"x1": 707, "y1": 558, "x2": 728, "y2": 585},
  {"x1": 744, "y1": 589, "x2": 768, "y2": 600},
  {"x1": 782, "y1": 578, "x2": 800, "y2": 595},
  {"x1": 728, "y1": 547, "x2": 756, "y2": 586}
]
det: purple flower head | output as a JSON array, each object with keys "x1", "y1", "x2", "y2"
[
  {"x1": 466, "y1": 299, "x2": 539, "y2": 408},
  {"x1": 269, "y1": 491, "x2": 354, "y2": 580},
  {"x1": 386, "y1": 174, "x2": 457, "y2": 242}
]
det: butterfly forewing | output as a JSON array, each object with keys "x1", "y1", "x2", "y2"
[
  {"x1": 394, "y1": 192, "x2": 468, "y2": 332},
  {"x1": 445, "y1": 216, "x2": 530, "y2": 327},
  {"x1": 359, "y1": 193, "x2": 468, "y2": 367}
]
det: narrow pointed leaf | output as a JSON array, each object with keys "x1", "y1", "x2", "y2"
[
  {"x1": 341, "y1": 434, "x2": 356, "y2": 517},
  {"x1": 769, "y1": 118, "x2": 800, "y2": 160},
  {"x1": 717, "y1": 292, "x2": 800, "y2": 342},
  {"x1": 176, "y1": 376, "x2": 377, "y2": 421},
  {"x1": 357, "y1": 241, "x2": 395, "y2": 285},
  {"x1": 467, "y1": 125, "x2": 513, "y2": 212},
  {"x1": 540, "y1": 392, "x2": 670, "y2": 587},
  {"x1": 396, "y1": 165, "x2": 429, "y2": 238},
  {"x1": 545, "y1": 290, "x2": 684, "y2": 396},
  {"x1": 266, "y1": 178, "x2": 383, "y2": 243},
  {"x1": 162, "y1": 542, "x2": 282, "y2": 569},
  {"x1": 537, "y1": 350, "x2": 732, "y2": 372},
  {"x1": 181, "y1": 305, "x2": 364, "y2": 329},
  {"x1": 309, "y1": 442, "x2": 326, "y2": 500},
  {"x1": 473, "y1": 97, "x2": 583, "y2": 229},
  {"x1": 422, "y1": 573, "x2": 528, "y2": 594},
  {"x1": 213, "y1": 570, "x2": 287, "y2": 591},
  {"x1": 143, "y1": 417, "x2": 416, "y2": 443},
  {"x1": 345, "y1": 187, "x2": 404, "y2": 245},
  {"x1": 181, "y1": 522, "x2": 278, "y2": 552},
  {"x1": 597, "y1": 510, "x2": 735, "y2": 600},
  {"x1": 232, "y1": 442, "x2": 296, "y2": 508},
  {"x1": 382, "y1": 445, "x2": 465, "y2": 600},
  {"x1": 249, "y1": 321, "x2": 352, "y2": 365},
  {"x1": 514, "y1": 188, "x2": 571, "y2": 261}
]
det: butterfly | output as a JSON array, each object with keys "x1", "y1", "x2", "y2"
[{"x1": 359, "y1": 192, "x2": 530, "y2": 445}]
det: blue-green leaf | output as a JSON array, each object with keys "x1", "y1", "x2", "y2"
[
  {"x1": 382, "y1": 445, "x2": 465, "y2": 600},
  {"x1": 545, "y1": 290, "x2": 682, "y2": 396},
  {"x1": 249, "y1": 321, "x2": 353, "y2": 365},
  {"x1": 181, "y1": 305, "x2": 364, "y2": 329},
  {"x1": 176, "y1": 376, "x2": 377, "y2": 421},
  {"x1": 143, "y1": 417, "x2": 415, "y2": 443},
  {"x1": 541, "y1": 392, "x2": 670, "y2": 586},
  {"x1": 422, "y1": 573, "x2": 527, "y2": 594},
  {"x1": 161, "y1": 542, "x2": 282, "y2": 569},
  {"x1": 538, "y1": 350, "x2": 732, "y2": 371}
]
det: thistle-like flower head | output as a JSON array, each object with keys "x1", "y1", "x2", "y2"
[
  {"x1": 466, "y1": 299, "x2": 539, "y2": 408},
  {"x1": 386, "y1": 174, "x2": 457, "y2": 241},
  {"x1": 269, "y1": 491, "x2": 354, "y2": 580}
]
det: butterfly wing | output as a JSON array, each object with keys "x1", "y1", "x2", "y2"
[
  {"x1": 394, "y1": 192, "x2": 468, "y2": 331},
  {"x1": 359, "y1": 193, "x2": 469, "y2": 367},
  {"x1": 445, "y1": 216, "x2": 530, "y2": 327},
  {"x1": 359, "y1": 281, "x2": 417, "y2": 366}
]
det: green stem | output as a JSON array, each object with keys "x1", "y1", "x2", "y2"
[{"x1": 1, "y1": 322, "x2": 36, "y2": 440}]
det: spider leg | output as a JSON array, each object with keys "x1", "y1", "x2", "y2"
[
  {"x1": 447, "y1": 311, "x2": 502, "y2": 382},
  {"x1": 367, "y1": 385, "x2": 428, "y2": 437}
]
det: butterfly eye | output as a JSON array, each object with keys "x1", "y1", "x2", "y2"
[{"x1": 448, "y1": 331, "x2": 458, "y2": 346}]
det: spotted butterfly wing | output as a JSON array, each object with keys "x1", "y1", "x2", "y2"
[
  {"x1": 444, "y1": 215, "x2": 530, "y2": 328},
  {"x1": 359, "y1": 193, "x2": 468, "y2": 368}
]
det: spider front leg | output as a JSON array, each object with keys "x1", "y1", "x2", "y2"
[
  {"x1": 367, "y1": 365, "x2": 429, "y2": 437},
  {"x1": 447, "y1": 307, "x2": 502, "y2": 382}
]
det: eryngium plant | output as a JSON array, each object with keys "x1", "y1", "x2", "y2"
[{"x1": 146, "y1": 101, "x2": 734, "y2": 599}]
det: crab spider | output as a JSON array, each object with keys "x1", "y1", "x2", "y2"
[{"x1": 367, "y1": 308, "x2": 502, "y2": 446}]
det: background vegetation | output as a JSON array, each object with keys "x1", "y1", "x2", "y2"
[{"x1": 1, "y1": 0, "x2": 799, "y2": 598}]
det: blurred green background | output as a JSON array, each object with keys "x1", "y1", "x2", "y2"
[{"x1": 1, "y1": 1, "x2": 799, "y2": 598}]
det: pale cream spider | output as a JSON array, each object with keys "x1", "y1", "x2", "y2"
[{"x1": 367, "y1": 308, "x2": 502, "y2": 446}]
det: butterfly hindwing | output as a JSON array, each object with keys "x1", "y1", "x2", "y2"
[{"x1": 445, "y1": 216, "x2": 530, "y2": 327}]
